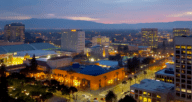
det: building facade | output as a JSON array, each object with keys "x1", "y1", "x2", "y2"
[
  {"x1": 61, "y1": 29, "x2": 85, "y2": 53},
  {"x1": 173, "y1": 28, "x2": 190, "y2": 37},
  {"x1": 174, "y1": 36, "x2": 192, "y2": 101},
  {"x1": 4, "y1": 23, "x2": 25, "y2": 42},
  {"x1": 92, "y1": 36, "x2": 110, "y2": 46},
  {"x1": 130, "y1": 79, "x2": 175, "y2": 102},
  {"x1": 52, "y1": 66, "x2": 125, "y2": 90},
  {"x1": 155, "y1": 68, "x2": 174, "y2": 84},
  {"x1": 141, "y1": 28, "x2": 158, "y2": 49}
]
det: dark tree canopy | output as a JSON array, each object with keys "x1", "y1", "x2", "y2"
[
  {"x1": 119, "y1": 95, "x2": 136, "y2": 102},
  {"x1": 142, "y1": 57, "x2": 154, "y2": 64},
  {"x1": 127, "y1": 57, "x2": 140, "y2": 73},
  {"x1": 108, "y1": 54, "x2": 121, "y2": 61},
  {"x1": 105, "y1": 91, "x2": 117, "y2": 102},
  {"x1": 30, "y1": 54, "x2": 38, "y2": 71}
]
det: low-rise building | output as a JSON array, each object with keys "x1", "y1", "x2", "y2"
[
  {"x1": 52, "y1": 65, "x2": 125, "y2": 90},
  {"x1": 130, "y1": 79, "x2": 175, "y2": 102},
  {"x1": 155, "y1": 68, "x2": 174, "y2": 84}
]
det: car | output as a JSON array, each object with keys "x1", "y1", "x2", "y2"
[
  {"x1": 100, "y1": 98, "x2": 105, "y2": 100},
  {"x1": 94, "y1": 98, "x2": 98, "y2": 100}
]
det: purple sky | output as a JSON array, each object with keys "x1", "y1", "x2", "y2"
[{"x1": 1, "y1": 0, "x2": 192, "y2": 24}]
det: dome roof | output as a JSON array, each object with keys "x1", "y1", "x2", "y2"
[{"x1": 80, "y1": 65, "x2": 106, "y2": 76}]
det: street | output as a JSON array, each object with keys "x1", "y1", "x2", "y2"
[{"x1": 55, "y1": 58, "x2": 167, "y2": 102}]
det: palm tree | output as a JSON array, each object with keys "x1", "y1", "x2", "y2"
[
  {"x1": 122, "y1": 81, "x2": 127, "y2": 92},
  {"x1": 77, "y1": 77, "x2": 80, "y2": 88},
  {"x1": 105, "y1": 91, "x2": 117, "y2": 102},
  {"x1": 70, "y1": 76, "x2": 74, "y2": 86},
  {"x1": 82, "y1": 78, "x2": 86, "y2": 89},
  {"x1": 116, "y1": 72, "x2": 119, "y2": 84},
  {"x1": 134, "y1": 75, "x2": 137, "y2": 84},
  {"x1": 64, "y1": 75, "x2": 67, "y2": 85},
  {"x1": 143, "y1": 71, "x2": 147, "y2": 79},
  {"x1": 128, "y1": 77, "x2": 132, "y2": 90},
  {"x1": 103, "y1": 76, "x2": 107, "y2": 87}
]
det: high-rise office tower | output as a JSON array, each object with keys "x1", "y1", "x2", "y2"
[
  {"x1": 173, "y1": 28, "x2": 190, "y2": 37},
  {"x1": 4, "y1": 23, "x2": 25, "y2": 42},
  {"x1": 61, "y1": 29, "x2": 85, "y2": 53},
  {"x1": 141, "y1": 28, "x2": 158, "y2": 49},
  {"x1": 174, "y1": 36, "x2": 192, "y2": 101},
  {"x1": 92, "y1": 35, "x2": 110, "y2": 46}
]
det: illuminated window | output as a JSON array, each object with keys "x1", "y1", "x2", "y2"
[
  {"x1": 139, "y1": 96, "x2": 142, "y2": 100},
  {"x1": 182, "y1": 51, "x2": 186, "y2": 54},
  {"x1": 143, "y1": 91, "x2": 147, "y2": 95},
  {"x1": 181, "y1": 46, "x2": 186, "y2": 49},
  {"x1": 187, "y1": 46, "x2": 191, "y2": 49},
  {"x1": 187, "y1": 56, "x2": 191, "y2": 59},
  {"x1": 148, "y1": 92, "x2": 151, "y2": 96},
  {"x1": 143, "y1": 97, "x2": 147, "y2": 102},
  {"x1": 148, "y1": 98, "x2": 152, "y2": 102},
  {"x1": 157, "y1": 95, "x2": 161, "y2": 98},
  {"x1": 187, "y1": 90, "x2": 192, "y2": 93},
  {"x1": 181, "y1": 89, "x2": 186, "y2": 92},
  {"x1": 176, "y1": 88, "x2": 180, "y2": 91},
  {"x1": 187, "y1": 51, "x2": 192, "y2": 54},
  {"x1": 175, "y1": 45, "x2": 180, "y2": 49}
]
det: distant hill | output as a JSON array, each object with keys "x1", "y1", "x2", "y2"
[{"x1": 0, "y1": 18, "x2": 192, "y2": 29}]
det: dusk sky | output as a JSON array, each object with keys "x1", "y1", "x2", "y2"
[{"x1": 1, "y1": 0, "x2": 192, "y2": 24}]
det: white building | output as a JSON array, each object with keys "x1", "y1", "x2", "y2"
[
  {"x1": 174, "y1": 36, "x2": 192, "y2": 101},
  {"x1": 36, "y1": 56, "x2": 72, "y2": 69},
  {"x1": 92, "y1": 36, "x2": 110, "y2": 46},
  {"x1": 61, "y1": 29, "x2": 85, "y2": 53},
  {"x1": 130, "y1": 79, "x2": 175, "y2": 102}
]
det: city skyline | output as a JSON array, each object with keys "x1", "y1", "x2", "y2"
[{"x1": 1, "y1": 0, "x2": 192, "y2": 24}]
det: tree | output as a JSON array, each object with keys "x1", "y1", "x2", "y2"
[
  {"x1": 0, "y1": 64, "x2": 6, "y2": 77},
  {"x1": 118, "y1": 95, "x2": 136, "y2": 102},
  {"x1": 70, "y1": 76, "x2": 74, "y2": 86},
  {"x1": 118, "y1": 45, "x2": 123, "y2": 54},
  {"x1": 61, "y1": 86, "x2": 70, "y2": 95},
  {"x1": 105, "y1": 91, "x2": 117, "y2": 102},
  {"x1": 142, "y1": 57, "x2": 154, "y2": 64},
  {"x1": 123, "y1": 46, "x2": 129, "y2": 55},
  {"x1": 48, "y1": 86, "x2": 57, "y2": 93},
  {"x1": 127, "y1": 57, "x2": 140, "y2": 73},
  {"x1": 30, "y1": 55, "x2": 38, "y2": 71},
  {"x1": 50, "y1": 79, "x2": 59, "y2": 86},
  {"x1": 35, "y1": 38, "x2": 44, "y2": 43},
  {"x1": 63, "y1": 75, "x2": 67, "y2": 85},
  {"x1": 134, "y1": 75, "x2": 137, "y2": 84},
  {"x1": 103, "y1": 76, "x2": 107, "y2": 87},
  {"x1": 128, "y1": 77, "x2": 132, "y2": 89},
  {"x1": 40, "y1": 92, "x2": 53, "y2": 102},
  {"x1": 116, "y1": 72, "x2": 119, "y2": 84},
  {"x1": 0, "y1": 64, "x2": 9, "y2": 102},
  {"x1": 143, "y1": 71, "x2": 147, "y2": 79},
  {"x1": 122, "y1": 81, "x2": 127, "y2": 92},
  {"x1": 69, "y1": 86, "x2": 78, "y2": 99}
]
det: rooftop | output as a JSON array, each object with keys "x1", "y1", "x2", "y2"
[
  {"x1": 58, "y1": 65, "x2": 117, "y2": 76},
  {"x1": 6, "y1": 23, "x2": 25, "y2": 26},
  {"x1": 0, "y1": 43, "x2": 58, "y2": 54},
  {"x1": 131, "y1": 79, "x2": 174, "y2": 94},
  {"x1": 155, "y1": 68, "x2": 174, "y2": 77},
  {"x1": 49, "y1": 56, "x2": 71, "y2": 60},
  {"x1": 15, "y1": 50, "x2": 57, "y2": 57},
  {"x1": 96, "y1": 60, "x2": 118, "y2": 68}
]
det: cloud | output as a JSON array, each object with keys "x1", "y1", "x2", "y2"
[
  {"x1": 166, "y1": 12, "x2": 192, "y2": 17},
  {"x1": 47, "y1": 14, "x2": 55, "y2": 17},
  {"x1": 64, "y1": 17, "x2": 99, "y2": 21},
  {"x1": 0, "y1": 16, "x2": 31, "y2": 20}
]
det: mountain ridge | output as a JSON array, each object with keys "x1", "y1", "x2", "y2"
[{"x1": 0, "y1": 18, "x2": 192, "y2": 29}]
